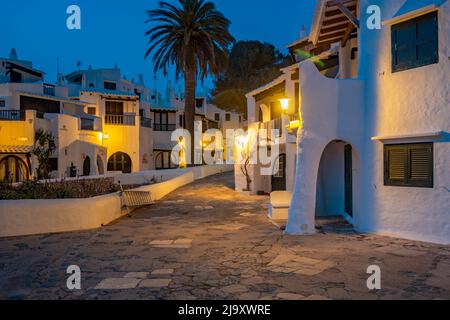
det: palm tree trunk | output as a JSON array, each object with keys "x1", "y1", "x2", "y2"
[{"x1": 184, "y1": 67, "x2": 196, "y2": 167}]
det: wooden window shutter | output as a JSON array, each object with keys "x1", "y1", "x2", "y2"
[
  {"x1": 385, "y1": 145, "x2": 407, "y2": 185},
  {"x1": 409, "y1": 143, "x2": 433, "y2": 187},
  {"x1": 384, "y1": 143, "x2": 433, "y2": 188}
]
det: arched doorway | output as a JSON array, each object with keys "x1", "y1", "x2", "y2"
[
  {"x1": 272, "y1": 153, "x2": 287, "y2": 191},
  {"x1": 82, "y1": 156, "x2": 91, "y2": 176},
  {"x1": 97, "y1": 156, "x2": 104, "y2": 175},
  {"x1": 107, "y1": 152, "x2": 132, "y2": 173},
  {"x1": 0, "y1": 156, "x2": 29, "y2": 182},
  {"x1": 315, "y1": 140, "x2": 358, "y2": 222}
]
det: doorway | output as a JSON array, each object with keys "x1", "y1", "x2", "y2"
[
  {"x1": 271, "y1": 153, "x2": 286, "y2": 191},
  {"x1": 315, "y1": 141, "x2": 358, "y2": 223}
]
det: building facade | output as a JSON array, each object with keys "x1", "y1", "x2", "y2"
[
  {"x1": 237, "y1": 0, "x2": 450, "y2": 244},
  {"x1": 0, "y1": 50, "x2": 107, "y2": 181}
]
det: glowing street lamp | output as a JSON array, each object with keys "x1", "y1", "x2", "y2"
[
  {"x1": 280, "y1": 98, "x2": 290, "y2": 112},
  {"x1": 236, "y1": 134, "x2": 248, "y2": 149}
]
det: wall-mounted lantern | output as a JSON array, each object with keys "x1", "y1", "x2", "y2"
[{"x1": 280, "y1": 98, "x2": 290, "y2": 112}]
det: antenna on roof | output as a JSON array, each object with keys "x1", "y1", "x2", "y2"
[
  {"x1": 76, "y1": 60, "x2": 82, "y2": 73},
  {"x1": 137, "y1": 74, "x2": 144, "y2": 86},
  {"x1": 56, "y1": 57, "x2": 64, "y2": 85},
  {"x1": 300, "y1": 25, "x2": 307, "y2": 38}
]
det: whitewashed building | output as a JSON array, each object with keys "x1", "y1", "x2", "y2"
[
  {"x1": 287, "y1": 0, "x2": 450, "y2": 244},
  {"x1": 237, "y1": 0, "x2": 449, "y2": 244},
  {"x1": 151, "y1": 82, "x2": 245, "y2": 169},
  {"x1": 0, "y1": 49, "x2": 107, "y2": 181},
  {"x1": 65, "y1": 66, "x2": 155, "y2": 173}
]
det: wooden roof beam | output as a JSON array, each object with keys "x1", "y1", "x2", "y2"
[
  {"x1": 330, "y1": 0, "x2": 359, "y2": 29},
  {"x1": 341, "y1": 23, "x2": 356, "y2": 47}
]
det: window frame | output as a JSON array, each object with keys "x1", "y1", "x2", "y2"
[
  {"x1": 384, "y1": 142, "x2": 434, "y2": 188},
  {"x1": 104, "y1": 81, "x2": 117, "y2": 91},
  {"x1": 391, "y1": 11, "x2": 439, "y2": 73}
]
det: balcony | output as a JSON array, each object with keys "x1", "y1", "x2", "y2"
[
  {"x1": 105, "y1": 114, "x2": 136, "y2": 126},
  {"x1": 140, "y1": 117, "x2": 152, "y2": 129},
  {"x1": 0, "y1": 110, "x2": 25, "y2": 121},
  {"x1": 153, "y1": 123, "x2": 176, "y2": 132},
  {"x1": 258, "y1": 115, "x2": 292, "y2": 146},
  {"x1": 80, "y1": 118, "x2": 95, "y2": 131}
]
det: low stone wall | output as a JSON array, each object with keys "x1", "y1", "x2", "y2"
[{"x1": 0, "y1": 164, "x2": 232, "y2": 238}]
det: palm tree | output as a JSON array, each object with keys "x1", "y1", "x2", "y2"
[{"x1": 145, "y1": 0, "x2": 235, "y2": 165}]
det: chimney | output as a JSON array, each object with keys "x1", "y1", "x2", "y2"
[{"x1": 9, "y1": 48, "x2": 18, "y2": 60}]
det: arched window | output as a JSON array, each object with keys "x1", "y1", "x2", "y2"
[
  {"x1": 83, "y1": 156, "x2": 91, "y2": 176},
  {"x1": 0, "y1": 156, "x2": 29, "y2": 183},
  {"x1": 107, "y1": 152, "x2": 132, "y2": 173}
]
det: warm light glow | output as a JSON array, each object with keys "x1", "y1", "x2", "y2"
[
  {"x1": 280, "y1": 98, "x2": 290, "y2": 111},
  {"x1": 104, "y1": 133, "x2": 109, "y2": 140},
  {"x1": 236, "y1": 134, "x2": 249, "y2": 149}
]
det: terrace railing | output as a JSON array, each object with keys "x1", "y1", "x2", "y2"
[
  {"x1": 0, "y1": 110, "x2": 25, "y2": 121},
  {"x1": 105, "y1": 114, "x2": 136, "y2": 126},
  {"x1": 153, "y1": 123, "x2": 176, "y2": 132}
]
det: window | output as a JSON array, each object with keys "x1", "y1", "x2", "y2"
[
  {"x1": 196, "y1": 98, "x2": 204, "y2": 108},
  {"x1": 384, "y1": 143, "x2": 433, "y2": 188},
  {"x1": 225, "y1": 113, "x2": 231, "y2": 121},
  {"x1": 391, "y1": 12, "x2": 438, "y2": 73},
  {"x1": 87, "y1": 107, "x2": 96, "y2": 115},
  {"x1": 49, "y1": 158, "x2": 58, "y2": 171},
  {"x1": 43, "y1": 84, "x2": 55, "y2": 96},
  {"x1": 214, "y1": 113, "x2": 220, "y2": 121},
  {"x1": 105, "y1": 101, "x2": 123, "y2": 115},
  {"x1": 20, "y1": 96, "x2": 60, "y2": 114},
  {"x1": 179, "y1": 114, "x2": 184, "y2": 127},
  {"x1": 154, "y1": 111, "x2": 175, "y2": 131},
  {"x1": 0, "y1": 100, "x2": 5, "y2": 108},
  {"x1": 10, "y1": 71, "x2": 22, "y2": 83},
  {"x1": 104, "y1": 81, "x2": 117, "y2": 91}
]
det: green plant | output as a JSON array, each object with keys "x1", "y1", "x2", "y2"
[{"x1": 32, "y1": 129, "x2": 56, "y2": 180}]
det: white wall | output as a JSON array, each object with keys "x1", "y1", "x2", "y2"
[
  {"x1": 0, "y1": 164, "x2": 232, "y2": 237},
  {"x1": 355, "y1": 0, "x2": 450, "y2": 244},
  {"x1": 286, "y1": 61, "x2": 364, "y2": 235}
]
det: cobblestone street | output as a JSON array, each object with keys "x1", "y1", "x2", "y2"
[{"x1": 0, "y1": 172, "x2": 449, "y2": 300}]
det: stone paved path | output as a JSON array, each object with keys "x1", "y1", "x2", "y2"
[{"x1": 0, "y1": 172, "x2": 449, "y2": 300}]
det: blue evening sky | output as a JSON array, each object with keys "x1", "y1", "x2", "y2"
[{"x1": 0, "y1": 0, "x2": 316, "y2": 94}]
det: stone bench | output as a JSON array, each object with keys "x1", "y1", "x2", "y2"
[{"x1": 268, "y1": 191, "x2": 292, "y2": 221}]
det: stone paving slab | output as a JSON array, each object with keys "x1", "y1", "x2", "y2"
[
  {"x1": 277, "y1": 292, "x2": 305, "y2": 300},
  {"x1": 124, "y1": 272, "x2": 149, "y2": 279},
  {"x1": 138, "y1": 279, "x2": 172, "y2": 289},
  {"x1": 151, "y1": 269, "x2": 174, "y2": 276},
  {"x1": 95, "y1": 278, "x2": 141, "y2": 290},
  {"x1": 0, "y1": 172, "x2": 449, "y2": 300}
]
